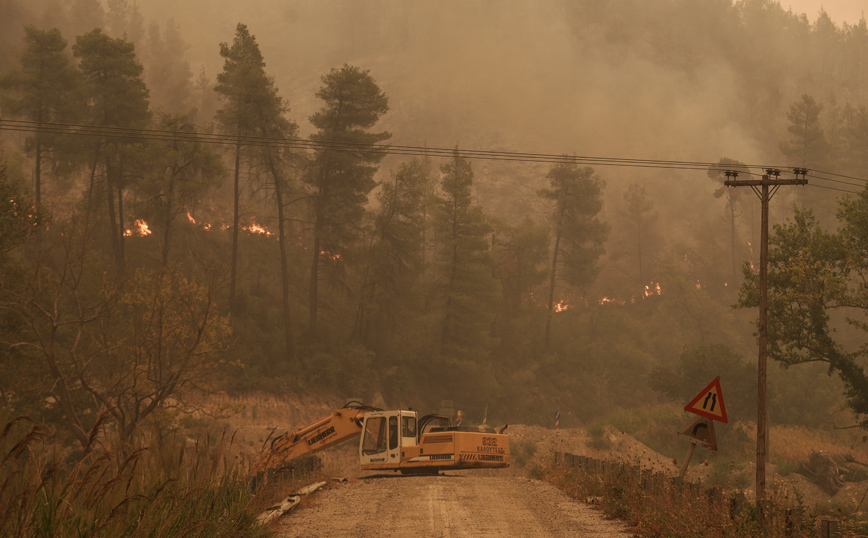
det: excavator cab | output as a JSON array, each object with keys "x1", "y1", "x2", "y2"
[{"x1": 359, "y1": 410, "x2": 418, "y2": 467}]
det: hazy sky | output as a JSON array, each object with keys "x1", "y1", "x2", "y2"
[{"x1": 785, "y1": 0, "x2": 866, "y2": 23}]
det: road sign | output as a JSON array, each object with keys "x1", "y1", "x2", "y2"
[
  {"x1": 679, "y1": 417, "x2": 717, "y2": 451},
  {"x1": 684, "y1": 377, "x2": 728, "y2": 423}
]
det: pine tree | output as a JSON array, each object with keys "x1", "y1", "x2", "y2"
[
  {"x1": 215, "y1": 23, "x2": 269, "y2": 308},
  {"x1": 146, "y1": 19, "x2": 193, "y2": 114},
  {"x1": 539, "y1": 159, "x2": 608, "y2": 350},
  {"x1": 304, "y1": 64, "x2": 389, "y2": 338},
  {"x1": 496, "y1": 216, "x2": 549, "y2": 318},
  {"x1": 355, "y1": 157, "x2": 427, "y2": 350},
  {"x1": 105, "y1": 0, "x2": 144, "y2": 44},
  {"x1": 708, "y1": 157, "x2": 749, "y2": 281},
  {"x1": 65, "y1": 0, "x2": 105, "y2": 38},
  {"x1": 215, "y1": 23, "x2": 298, "y2": 360},
  {"x1": 622, "y1": 183, "x2": 657, "y2": 286},
  {"x1": 73, "y1": 28, "x2": 150, "y2": 268},
  {"x1": 1, "y1": 26, "x2": 81, "y2": 206},
  {"x1": 138, "y1": 113, "x2": 223, "y2": 266},
  {"x1": 780, "y1": 94, "x2": 827, "y2": 168},
  {"x1": 434, "y1": 149, "x2": 499, "y2": 395}
]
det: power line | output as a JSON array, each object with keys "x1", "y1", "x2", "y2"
[
  {"x1": 5, "y1": 119, "x2": 864, "y2": 191},
  {"x1": 0, "y1": 118, "x2": 805, "y2": 174},
  {"x1": 808, "y1": 183, "x2": 861, "y2": 194},
  {"x1": 808, "y1": 172, "x2": 867, "y2": 188},
  {"x1": 810, "y1": 168, "x2": 868, "y2": 184}
]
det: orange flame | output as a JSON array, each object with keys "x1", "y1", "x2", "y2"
[
  {"x1": 644, "y1": 282, "x2": 662, "y2": 297},
  {"x1": 553, "y1": 300, "x2": 571, "y2": 313},
  {"x1": 186, "y1": 210, "x2": 196, "y2": 224},
  {"x1": 124, "y1": 219, "x2": 151, "y2": 237},
  {"x1": 242, "y1": 219, "x2": 273, "y2": 236}
]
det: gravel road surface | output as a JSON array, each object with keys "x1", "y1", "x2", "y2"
[{"x1": 276, "y1": 475, "x2": 633, "y2": 538}]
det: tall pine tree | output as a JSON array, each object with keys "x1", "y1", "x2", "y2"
[
  {"x1": 215, "y1": 23, "x2": 298, "y2": 360},
  {"x1": 1, "y1": 26, "x2": 81, "y2": 206},
  {"x1": 304, "y1": 64, "x2": 389, "y2": 338},
  {"x1": 539, "y1": 159, "x2": 608, "y2": 350},
  {"x1": 73, "y1": 28, "x2": 150, "y2": 269},
  {"x1": 434, "y1": 149, "x2": 499, "y2": 397},
  {"x1": 355, "y1": 157, "x2": 428, "y2": 351}
]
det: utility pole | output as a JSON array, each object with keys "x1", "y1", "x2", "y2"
[{"x1": 724, "y1": 167, "x2": 807, "y2": 503}]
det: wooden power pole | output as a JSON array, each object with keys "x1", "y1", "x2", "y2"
[{"x1": 724, "y1": 167, "x2": 807, "y2": 502}]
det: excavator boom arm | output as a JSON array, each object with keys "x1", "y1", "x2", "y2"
[{"x1": 255, "y1": 403, "x2": 379, "y2": 472}]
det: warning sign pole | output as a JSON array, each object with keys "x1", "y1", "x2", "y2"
[
  {"x1": 679, "y1": 442, "x2": 697, "y2": 479},
  {"x1": 677, "y1": 417, "x2": 717, "y2": 479}
]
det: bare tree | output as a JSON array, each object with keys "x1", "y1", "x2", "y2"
[{"x1": 0, "y1": 211, "x2": 231, "y2": 445}]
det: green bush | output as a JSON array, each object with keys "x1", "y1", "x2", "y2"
[
  {"x1": 586, "y1": 424, "x2": 613, "y2": 450},
  {"x1": 513, "y1": 439, "x2": 538, "y2": 467}
]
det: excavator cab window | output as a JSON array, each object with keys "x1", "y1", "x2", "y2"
[
  {"x1": 402, "y1": 416, "x2": 416, "y2": 438},
  {"x1": 361, "y1": 417, "x2": 387, "y2": 455},
  {"x1": 389, "y1": 416, "x2": 398, "y2": 450}
]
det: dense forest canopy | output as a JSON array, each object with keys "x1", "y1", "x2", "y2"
[{"x1": 2, "y1": 0, "x2": 868, "y2": 445}]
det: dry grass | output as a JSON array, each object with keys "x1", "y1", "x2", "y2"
[
  {"x1": 544, "y1": 453, "x2": 868, "y2": 538},
  {"x1": 0, "y1": 414, "x2": 272, "y2": 538},
  {"x1": 771, "y1": 424, "x2": 868, "y2": 464}
]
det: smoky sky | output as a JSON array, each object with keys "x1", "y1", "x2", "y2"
[{"x1": 138, "y1": 0, "x2": 764, "y2": 166}]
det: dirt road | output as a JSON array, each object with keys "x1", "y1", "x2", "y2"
[{"x1": 276, "y1": 474, "x2": 633, "y2": 538}]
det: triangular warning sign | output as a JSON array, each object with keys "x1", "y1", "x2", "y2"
[
  {"x1": 684, "y1": 377, "x2": 728, "y2": 423},
  {"x1": 678, "y1": 417, "x2": 718, "y2": 451}
]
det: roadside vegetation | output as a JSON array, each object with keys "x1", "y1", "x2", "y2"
[
  {"x1": 0, "y1": 413, "x2": 291, "y2": 538},
  {"x1": 542, "y1": 448, "x2": 868, "y2": 538}
]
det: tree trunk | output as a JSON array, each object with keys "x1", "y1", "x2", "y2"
[
  {"x1": 117, "y1": 154, "x2": 125, "y2": 268},
  {"x1": 161, "y1": 169, "x2": 176, "y2": 267},
  {"x1": 266, "y1": 150, "x2": 294, "y2": 361},
  {"x1": 637, "y1": 218, "x2": 644, "y2": 285},
  {"x1": 309, "y1": 223, "x2": 320, "y2": 337},
  {"x1": 440, "y1": 198, "x2": 460, "y2": 354},
  {"x1": 87, "y1": 141, "x2": 100, "y2": 204},
  {"x1": 34, "y1": 119, "x2": 42, "y2": 207},
  {"x1": 308, "y1": 155, "x2": 333, "y2": 339},
  {"x1": 230, "y1": 139, "x2": 241, "y2": 309},
  {"x1": 544, "y1": 214, "x2": 563, "y2": 352},
  {"x1": 105, "y1": 153, "x2": 120, "y2": 267},
  {"x1": 44, "y1": 350, "x2": 89, "y2": 447},
  {"x1": 729, "y1": 198, "x2": 737, "y2": 281}
]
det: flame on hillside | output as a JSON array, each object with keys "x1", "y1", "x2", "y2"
[
  {"x1": 553, "y1": 300, "x2": 571, "y2": 313},
  {"x1": 244, "y1": 221, "x2": 273, "y2": 236},
  {"x1": 124, "y1": 219, "x2": 151, "y2": 237},
  {"x1": 644, "y1": 282, "x2": 662, "y2": 297},
  {"x1": 183, "y1": 209, "x2": 247, "y2": 234}
]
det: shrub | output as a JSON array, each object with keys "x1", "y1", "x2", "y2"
[
  {"x1": 513, "y1": 439, "x2": 538, "y2": 467},
  {"x1": 586, "y1": 424, "x2": 613, "y2": 450}
]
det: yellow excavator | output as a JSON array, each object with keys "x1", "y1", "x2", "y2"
[{"x1": 255, "y1": 401, "x2": 510, "y2": 475}]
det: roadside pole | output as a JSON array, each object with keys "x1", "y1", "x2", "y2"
[{"x1": 724, "y1": 168, "x2": 807, "y2": 502}]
